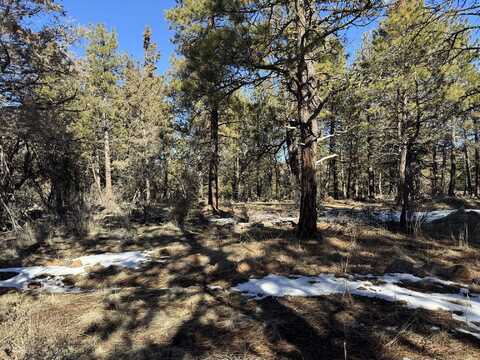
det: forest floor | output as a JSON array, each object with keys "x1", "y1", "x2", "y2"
[{"x1": 1, "y1": 199, "x2": 480, "y2": 359}]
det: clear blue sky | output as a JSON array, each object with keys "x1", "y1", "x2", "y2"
[
  {"x1": 62, "y1": 0, "x2": 177, "y2": 74},
  {"x1": 60, "y1": 1, "x2": 479, "y2": 73},
  {"x1": 61, "y1": 0, "x2": 375, "y2": 73}
]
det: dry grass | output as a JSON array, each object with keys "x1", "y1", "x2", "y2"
[
  {"x1": 1, "y1": 200, "x2": 480, "y2": 359},
  {"x1": 0, "y1": 292, "x2": 96, "y2": 359}
]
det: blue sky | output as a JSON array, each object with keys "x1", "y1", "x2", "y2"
[
  {"x1": 61, "y1": 0, "x2": 375, "y2": 73},
  {"x1": 62, "y1": 0, "x2": 177, "y2": 74}
]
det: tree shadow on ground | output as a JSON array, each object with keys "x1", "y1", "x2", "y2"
[
  {"x1": 3, "y1": 203, "x2": 480, "y2": 359},
  {"x1": 78, "y1": 206, "x2": 480, "y2": 359}
]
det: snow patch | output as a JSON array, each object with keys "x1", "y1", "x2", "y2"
[
  {"x1": 317, "y1": 209, "x2": 480, "y2": 224},
  {"x1": 369, "y1": 209, "x2": 480, "y2": 224},
  {"x1": 233, "y1": 273, "x2": 480, "y2": 339},
  {"x1": 210, "y1": 218, "x2": 237, "y2": 226},
  {"x1": 0, "y1": 251, "x2": 152, "y2": 292}
]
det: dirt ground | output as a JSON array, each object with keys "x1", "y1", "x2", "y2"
[{"x1": 1, "y1": 200, "x2": 480, "y2": 359}]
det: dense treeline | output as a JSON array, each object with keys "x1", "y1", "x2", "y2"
[{"x1": 1, "y1": 0, "x2": 479, "y2": 239}]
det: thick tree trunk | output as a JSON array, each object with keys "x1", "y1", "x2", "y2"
[
  {"x1": 208, "y1": 105, "x2": 219, "y2": 211},
  {"x1": 295, "y1": 1, "x2": 318, "y2": 240},
  {"x1": 297, "y1": 119, "x2": 318, "y2": 239},
  {"x1": 104, "y1": 129, "x2": 113, "y2": 204}
]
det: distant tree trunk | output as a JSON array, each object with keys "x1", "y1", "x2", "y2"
[
  {"x1": 378, "y1": 171, "x2": 383, "y2": 198},
  {"x1": 431, "y1": 144, "x2": 438, "y2": 196},
  {"x1": 145, "y1": 178, "x2": 151, "y2": 204},
  {"x1": 329, "y1": 116, "x2": 339, "y2": 199},
  {"x1": 266, "y1": 166, "x2": 273, "y2": 199},
  {"x1": 463, "y1": 130, "x2": 472, "y2": 196},
  {"x1": 367, "y1": 130, "x2": 375, "y2": 200},
  {"x1": 474, "y1": 118, "x2": 479, "y2": 197},
  {"x1": 142, "y1": 127, "x2": 151, "y2": 207},
  {"x1": 274, "y1": 156, "x2": 280, "y2": 200},
  {"x1": 340, "y1": 148, "x2": 346, "y2": 198},
  {"x1": 440, "y1": 142, "x2": 447, "y2": 194},
  {"x1": 399, "y1": 143, "x2": 411, "y2": 230},
  {"x1": 232, "y1": 154, "x2": 239, "y2": 201},
  {"x1": 346, "y1": 139, "x2": 353, "y2": 199},
  {"x1": 198, "y1": 170, "x2": 204, "y2": 199},
  {"x1": 208, "y1": 105, "x2": 219, "y2": 211},
  {"x1": 354, "y1": 177, "x2": 359, "y2": 199},
  {"x1": 256, "y1": 163, "x2": 261, "y2": 199},
  {"x1": 91, "y1": 151, "x2": 102, "y2": 201},
  {"x1": 448, "y1": 144, "x2": 456, "y2": 197},
  {"x1": 163, "y1": 158, "x2": 169, "y2": 200},
  {"x1": 104, "y1": 128, "x2": 113, "y2": 204},
  {"x1": 286, "y1": 126, "x2": 300, "y2": 184}
]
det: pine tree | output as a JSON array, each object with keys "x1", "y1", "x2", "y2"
[{"x1": 80, "y1": 24, "x2": 123, "y2": 206}]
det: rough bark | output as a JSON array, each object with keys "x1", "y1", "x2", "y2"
[
  {"x1": 295, "y1": 1, "x2": 318, "y2": 240},
  {"x1": 297, "y1": 118, "x2": 318, "y2": 239}
]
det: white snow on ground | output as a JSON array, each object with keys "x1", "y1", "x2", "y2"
[
  {"x1": 369, "y1": 209, "x2": 480, "y2": 223},
  {"x1": 0, "y1": 251, "x2": 152, "y2": 292},
  {"x1": 270, "y1": 217, "x2": 298, "y2": 225},
  {"x1": 210, "y1": 218, "x2": 237, "y2": 226},
  {"x1": 78, "y1": 251, "x2": 152, "y2": 269},
  {"x1": 210, "y1": 208, "x2": 480, "y2": 227},
  {"x1": 233, "y1": 273, "x2": 480, "y2": 339}
]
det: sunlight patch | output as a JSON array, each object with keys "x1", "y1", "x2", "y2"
[{"x1": 233, "y1": 273, "x2": 480, "y2": 339}]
